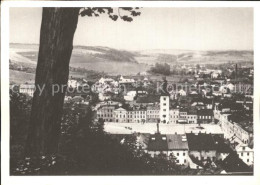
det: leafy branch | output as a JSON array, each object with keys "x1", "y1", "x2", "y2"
[{"x1": 79, "y1": 7, "x2": 142, "y2": 22}]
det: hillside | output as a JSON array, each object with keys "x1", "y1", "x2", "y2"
[{"x1": 9, "y1": 43, "x2": 253, "y2": 76}]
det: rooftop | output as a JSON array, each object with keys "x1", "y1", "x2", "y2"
[
  {"x1": 186, "y1": 133, "x2": 217, "y2": 151},
  {"x1": 147, "y1": 133, "x2": 168, "y2": 151},
  {"x1": 166, "y1": 134, "x2": 189, "y2": 150},
  {"x1": 220, "y1": 152, "x2": 253, "y2": 173}
]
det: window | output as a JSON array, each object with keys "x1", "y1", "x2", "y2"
[
  {"x1": 241, "y1": 153, "x2": 243, "y2": 157},
  {"x1": 177, "y1": 153, "x2": 179, "y2": 156},
  {"x1": 164, "y1": 97, "x2": 166, "y2": 101},
  {"x1": 247, "y1": 152, "x2": 249, "y2": 156},
  {"x1": 163, "y1": 109, "x2": 166, "y2": 111},
  {"x1": 163, "y1": 103, "x2": 166, "y2": 106},
  {"x1": 184, "y1": 159, "x2": 186, "y2": 163},
  {"x1": 176, "y1": 160, "x2": 179, "y2": 163},
  {"x1": 247, "y1": 159, "x2": 249, "y2": 162},
  {"x1": 183, "y1": 153, "x2": 185, "y2": 156}
]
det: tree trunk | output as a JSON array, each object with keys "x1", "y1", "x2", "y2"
[{"x1": 26, "y1": 8, "x2": 80, "y2": 156}]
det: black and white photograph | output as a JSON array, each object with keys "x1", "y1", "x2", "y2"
[{"x1": 1, "y1": 1, "x2": 259, "y2": 183}]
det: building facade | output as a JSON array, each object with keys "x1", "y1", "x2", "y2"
[{"x1": 160, "y1": 96, "x2": 170, "y2": 124}]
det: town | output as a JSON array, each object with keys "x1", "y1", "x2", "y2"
[{"x1": 12, "y1": 62, "x2": 254, "y2": 175}]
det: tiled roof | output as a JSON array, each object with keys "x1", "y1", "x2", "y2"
[
  {"x1": 212, "y1": 135, "x2": 233, "y2": 153},
  {"x1": 166, "y1": 134, "x2": 189, "y2": 150},
  {"x1": 197, "y1": 109, "x2": 213, "y2": 116},
  {"x1": 221, "y1": 152, "x2": 252, "y2": 173},
  {"x1": 186, "y1": 133, "x2": 216, "y2": 151},
  {"x1": 147, "y1": 133, "x2": 168, "y2": 151}
]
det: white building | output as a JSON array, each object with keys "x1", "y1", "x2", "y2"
[
  {"x1": 169, "y1": 109, "x2": 179, "y2": 124},
  {"x1": 119, "y1": 76, "x2": 135, "y2": 84},
  {"x1": 98, "y1": 77, "x2": 115, "y2": 84},
  {"x1": 68, "y1": 79, "x2": 78, "y2": 88},
  {"x1": 147, "y1": 104, "x2": 160, "y2": 123},
  {"x1": 178, "y1": 89, "x2": 187, "y2": 96},
  {"x1": 167, "y1": 134, "x2": 189, "y2": 166},
  {"x1": 124, "y1": 91, "x2": 137, "y2": 101},
  {"x1": 160, "y1": 96, "x2": 170, "y2": 124},
  {"x1": 236, "y1": 144, "x2": 254, "y2": 166},
  {"x1": 19, "y1": 83, "x2": 35, "y2": 97}
]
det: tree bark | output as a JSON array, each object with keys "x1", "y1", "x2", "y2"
[{"x1": 26, "y1": 8, "x2": 80, "y2": 156}]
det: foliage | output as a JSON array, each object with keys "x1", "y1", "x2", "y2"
[
  {"x1": 150, "y1": 63, "x2": 171, "y2": 76},
  {"x1": 79, "y1": 7, "x2": 141, "y2": 22},
  {"x1": 10, "y1": 99, "x2": 198, "y2": 175},
  {"x1": 10, "y1": 91, "x2": 32, "y2": 160}
]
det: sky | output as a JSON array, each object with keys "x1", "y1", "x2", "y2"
[{"x1": 9, "y1": 7, "x2": 253, "y2": 51}]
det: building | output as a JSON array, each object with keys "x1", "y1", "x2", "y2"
[
  {"x1": 197, "y1": 109, "x2": 213, "y2": 124},
  {"x1": 218, "y1": 112, "x2": 252, "y2": 146},
  {"x1": 114, "y1": 107, "x2": 128, "y2": 123},
  {"x1": 126, "y1": 107, "x2": 147, "y2": 123},
  {"x1": 186, "y1": 133, "x2": 217, "y2": 162},
  {"x1": 124, "y1": 91, "x2": 137, "y2": 101},
  {"x1": 187, "y1": 109, "x2": 198, "y2": 124},
  {"x1": 19, "y1": 83, "x2": 35, "y2": 97},
  {"x1": 167, "y1": 134, "x2": 189, "y2": 165},
  {"x1": 169, "y1": 109, "x2": 179, "y2": 124},
  {"x1": 146, "y1": 133, "x2": 168, "y2": 157},
  {"x1": 236, "y1": 144, "x2": 254, "y2": 166},
  {"x1": 220, "y1": 152, "x2": 253, "y2": 174},
  {"x1": 160, "y1": 96, "x2": 170, "y2": 124},
  {"x1": 67, "y1": 78, "x2": 78, "y2": 88},
  {"x1": 98, "y1": 77, "x2": 115, "y2": 84},
  {"x1": 96, "y1": 105, "x2": 117, "y2": 122},
  {"x1": 147, "y1": 104, "x2": 160, "y2": 123},
  {"x1": 119, "y1": 75, "x2": 135, "y2": 84},
  {"x1": 113, "y1": 106, "x2": 147, "y2": 123},
  {"x1": 124, "y1": 90, "x2": 147, "y2": 101}
]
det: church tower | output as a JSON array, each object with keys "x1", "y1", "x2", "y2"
[{"x1": 160, "y1": 77, "x2": 170, "y2": 124}]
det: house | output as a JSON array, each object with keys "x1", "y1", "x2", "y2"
[
  {"x1": 169, "y1": 109, "x2": 180, "y2": 124},
  {"x1": 97, "y1": 105, "x2": 117, "y2": 122},
  {"x1": 119, "y1": 75, "x2": 135, "y2": 84},
  {"x1": 212, "y1": 134, "x2": 233, "y2": 161},
  {"x1": 187, "y1": 109, "x2": 198, "y2": 124},
  {"x1": 211, "y1": 72, "x2": 219, "y2": 79},
  {"x1": 219, "y1": 152, "x2": 253, "y2": 174},
  {"x1": 186, "y1": 133, "x2": 218, "y2": 163},
  {"x1": 67, "y1": 78, "x2": 78, "y2": 88},
  {"x1": 127, "y1": 107, "x2": 147, "y2": 123},
  {"x1": 227, "y1": 83, "x2": 235, "y2": 92},
  {"x1": 113, "y1": 107, "x2": 128, "y2": 123},
  {"x1": 146, "y1": 133, "x2": 168, "y2": 157},
  {"x1": 147, "y1": 104, "x2": 160, "y2": 123},
  {"x1": 19, "y1": 82, "x2": 35, "y2": 97},
  {"x1": 178, "y1": 108, "x2": 188, "y2": 124},
  {"x1": 236, "y1": 144, "x2": 254, "y2": 166},
  {"x1": 124, "y1": 91, "x2": 137, "y2": 101},
  {"x1": 178, "y1": 89, "x2": 187, "y2": 96},
  {"x1": 197, "y1": 109, "x2": 213, "y2": 124},
  {"x1": 98, "y1": 93, "x2": 111, "y2": 101},
  {"x1": 167, "y1": 134, "x2": 189, "y2": 166},
  {"x1": 203, "y1": 98, "x2": 213, "y2": 109}
]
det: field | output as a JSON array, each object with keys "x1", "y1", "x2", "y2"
[
  {"x1": 10, "y1": 70, "x2": 35, "y2": 84},
  {"x1": 9, "y1": 43, "x2": 254, "y2": 83}
]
